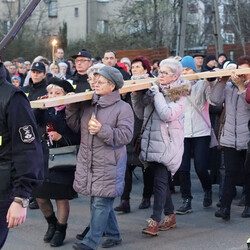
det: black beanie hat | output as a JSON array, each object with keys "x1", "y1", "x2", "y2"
[
  {"x1": 206, "y1": 54, "x2": 217, "y2": 64},
  {"x1": 218, "y1": 53, "x2": 227, "y2": 59},
  {"x1": 48, "y1": 77, "x2": 75, "y2": 93}
]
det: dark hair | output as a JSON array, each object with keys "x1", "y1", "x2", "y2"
[
  {"x1": 237, "y1": 55, "x2": 250, "y2": 67},
  {"x1": 95, "y1": 56, "x2": 102, "y2": 62},
  {"x1": 131, "y1": 56, "x2": 151, "y2": 74},
  {"x1": 67, "y1": 58, "x2": 74, "y2": 63},
  {"x1": 104, "y1": 50, "x2": 116, "y2": 58},
  {"x1": 152, "y1": 59, "x2": 160, "y2": 66},
  {"x1": 39, "y1": 58, "x2": 50, "y2": 66}
]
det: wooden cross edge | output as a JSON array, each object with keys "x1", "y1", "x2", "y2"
[{"x1": 30, "y1": 68, "x2": 250, "y2": 108}]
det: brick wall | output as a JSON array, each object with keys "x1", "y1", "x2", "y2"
[
  {"x1": 206, "y1": 43, "x2": 250, "y2": 61},
  {"x1": 115, "y1": 47, "x2": 169, "y2": 64}
]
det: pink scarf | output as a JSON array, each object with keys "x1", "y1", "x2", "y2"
[{"x1": 54, "y1": 105, "x2": 66, "y2": 111}]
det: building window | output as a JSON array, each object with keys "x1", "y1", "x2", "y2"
[
  {"x1": 3, "y1": 20, "x2": 12, "y2": 34},
  {"x1": 224, "y1": 33, "x2": 235, "y2": 44},
  {"x1": 74, "y1": 8, "x2": 79, "y2": 17},
  {"x1": 97, "y1": 20, "x2": 108, "y2": 34},
  {"x1": 48, "y1": 0, "x2": 57, "y2": 18}
]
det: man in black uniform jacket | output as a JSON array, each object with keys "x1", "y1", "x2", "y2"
[
  {"x1": 0, "y1": 62, "x2": 43, "y2": 248},
  {"x1": 71, "y1": 49, "x2": 92, "y2": 93}
]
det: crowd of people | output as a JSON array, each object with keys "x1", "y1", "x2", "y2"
[{"x1": 0, "y1": 48, "x2": 250, "y2": 250}]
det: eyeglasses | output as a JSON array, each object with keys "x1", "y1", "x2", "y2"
[
  {"x1": 95, "y1": 81, "x2": 110, "y2": 86},
  {"x1": 158, "y1": 71, "x2": 174, "y2": 76},
  {"x1": 75, "y1": 59, "x2": 91, "y2": 63}
]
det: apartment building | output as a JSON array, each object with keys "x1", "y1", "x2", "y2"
[{"x1": 0, "y1": 0, "x2": 125, "y2": 41}]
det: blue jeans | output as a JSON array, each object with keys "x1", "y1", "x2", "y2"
[
  {"x1": 178, "y1": 136, "x2": 211, "y2": 199},
  {"x1": 82, "y1": 197, "x2": 121, "y2": 250}
]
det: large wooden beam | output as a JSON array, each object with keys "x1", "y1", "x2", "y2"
[
  {"x1": 30, "y1": 81, "x2": 154, "y2": 108},
  {"x1": 181, "y1": 68, "x2": 250, "y2": 80},
  {"x1": 30, "y1": 68, "x2": 250, "y2": 108},
  {"x1": 124, "y1": 68, "x2": 250, "y2": 84}
]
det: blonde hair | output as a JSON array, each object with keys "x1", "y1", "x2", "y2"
[{"x1": 46, "y1": 84, "x2": 65, "y2": 94}]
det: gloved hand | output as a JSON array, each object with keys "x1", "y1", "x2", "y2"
[{"x1": 148, "y1": 82, "x2": 159, "y2": 96}]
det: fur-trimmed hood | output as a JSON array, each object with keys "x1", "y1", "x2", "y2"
[
  {"x1": 144, "y1": 77, "x2": 191, "y2": 105},
  {"x1": 164, "y1": 80, "x2": 191, "y2": 102}
]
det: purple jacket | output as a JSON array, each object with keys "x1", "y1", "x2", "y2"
[{"x1": 66, "y1": 90, "x2": 134, "y2": 197}]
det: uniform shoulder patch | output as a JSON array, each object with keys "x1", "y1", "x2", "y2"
[{"x1": 19, "y1": 125, "x2": 35, "y2": 143}]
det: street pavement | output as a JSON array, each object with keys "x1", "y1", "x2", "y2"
[{"x1": 3, "y1": 166, "x2": 250, "y2": 250}]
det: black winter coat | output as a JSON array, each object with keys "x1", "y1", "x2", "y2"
[
  {"x1": 36, "y1": 108, "x2": 80, "y2": 185},
  {"x1": 114, "y1": 64, "x2": 131, "y2": 80},
  {"x1": 123, "y1": 93, "x2": 143, "y2": 167},
  {"x1": 22, "y1": 78, "x2": 47, "y2": 101},
  {"x1": 71, "y1": 72, "x2": 90, "y2": 93}
]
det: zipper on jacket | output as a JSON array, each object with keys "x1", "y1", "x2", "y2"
[
  {"x1": 145, "y1": 114, "x2": 153, "y2": 163},
  {"x1": 166, "y1": 124, "x2": 172, "y2": 142},
  {"x1": 234, "y1": 95, "x2": 239, "y2": 149},
  {"x1": 190, "y1": 100, "x2": 194, "y2": 137}
]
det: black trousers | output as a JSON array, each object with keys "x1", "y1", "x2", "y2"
[
  {"x1": 221, "y1": 147, "x2": 248, "y2": 208},
  {"x1": 0, "y1": 198, "x2": 11, "y2": 249},
  {"x1": 121, "y1": 164, "x2": 154, "y2": 201},
  {"x1": 178, "y1": 136, "x2": 212, "y2": 199},
  {"x1": 149, "y1": 162, "x2": 174, "y2": 222}
]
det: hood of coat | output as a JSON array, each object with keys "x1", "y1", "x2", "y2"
[
  {"x1": 92, "y1": 90, "x2": 121, "y2": 108},
  {"x1": 0, "y1": 62, "x2": 7, "y2": 83}
]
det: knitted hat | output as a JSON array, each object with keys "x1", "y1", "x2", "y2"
[
  {"x1": 205, "y1": 54, "x2": 217, "y2": 64},
  {"x1": 94, "y1": 66, "x2": 124, "y2": 89},
  {"x1": 11, "y1": 74, "x2": 21, "y2": 83},
  {"x1": 218, "y1": 53, "x2": 227, "y2": 59},
  {"x1": 48, "y1": 77, "x2": 75, "y2": 93},
  {"x1": 181, "y1": 56, "x2": 197, "y2": 72}
]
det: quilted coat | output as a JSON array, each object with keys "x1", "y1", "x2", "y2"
[
  {"x1": 210, "y1": 80, "x2": 250, "y2": 150},
  {"x1": 66, "y1": 90, "x2": 134, "y2": 197},
  {"x1": 131, "y1": 78, "x2": 190, "y2": 175}
]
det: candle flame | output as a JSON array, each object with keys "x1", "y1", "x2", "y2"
[{"x1": 51, "y1": 39, "x2": 58, "y2": 46}]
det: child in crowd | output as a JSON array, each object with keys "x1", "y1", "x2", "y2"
[{"x1": 11, "y1": 74, "x2": 21, "y2": 87}]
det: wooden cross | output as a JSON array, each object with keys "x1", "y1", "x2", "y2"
[{"x1": 30, "y1": 68, "x2": 250, "y2": 108}]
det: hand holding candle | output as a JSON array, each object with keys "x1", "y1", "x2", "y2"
[{"x1": 88, "y1": 113, "x2": 101, "y2": 135}]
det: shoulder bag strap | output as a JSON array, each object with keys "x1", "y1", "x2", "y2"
[{"x1": 140, "y1": 108, "x2": 155, "y2": 135}]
